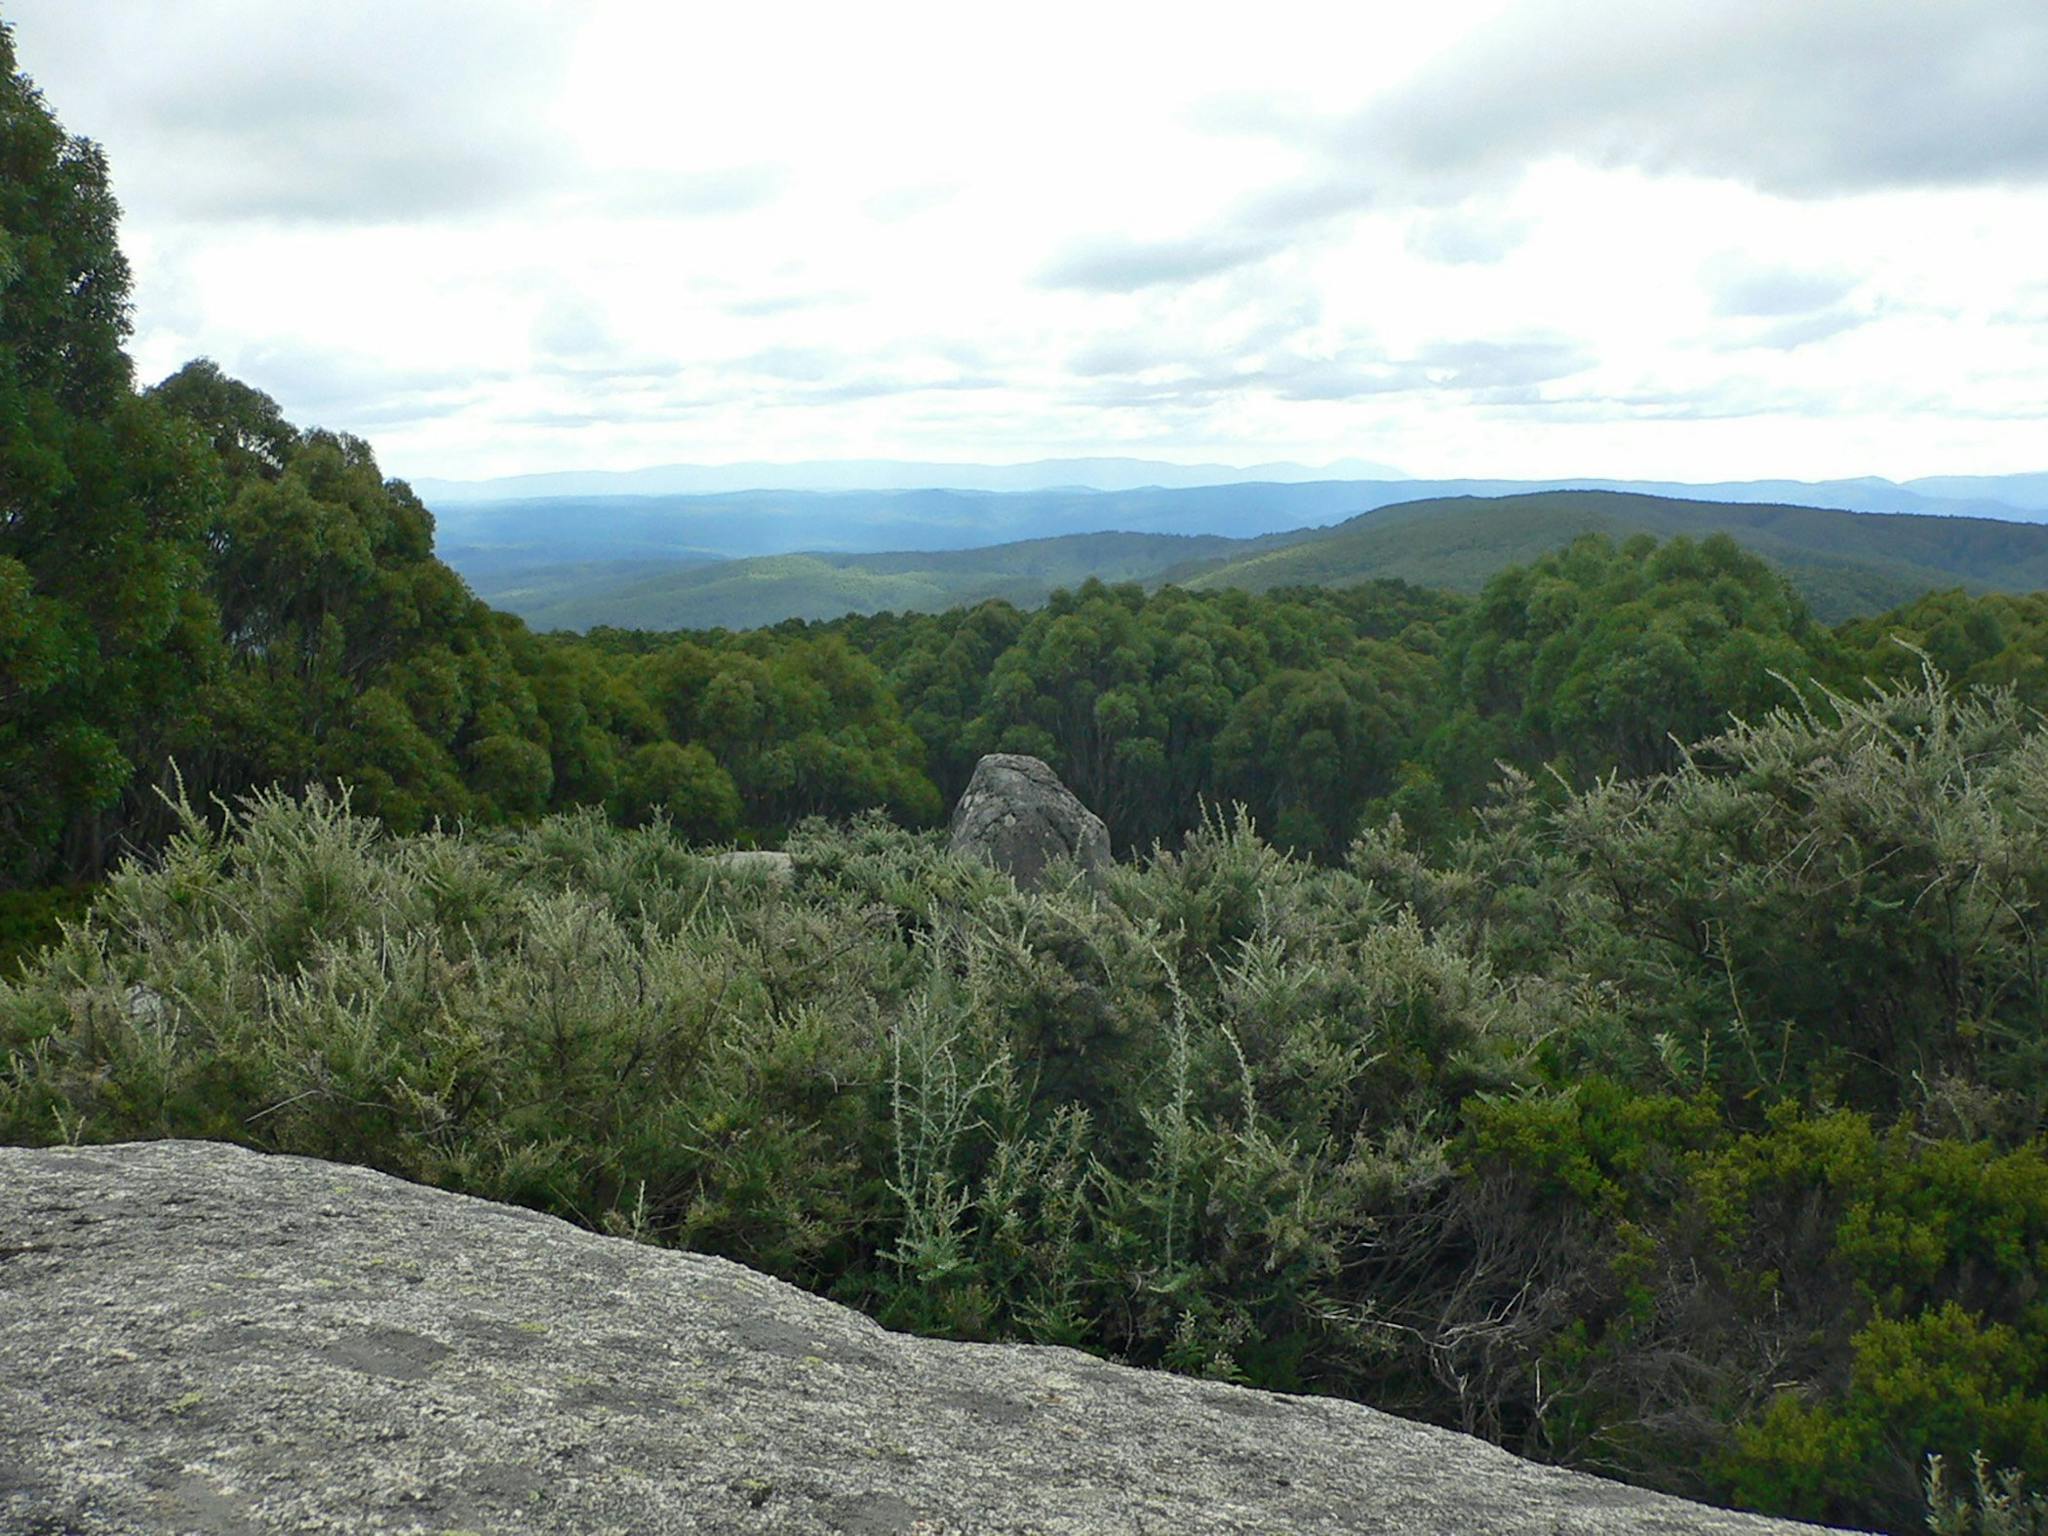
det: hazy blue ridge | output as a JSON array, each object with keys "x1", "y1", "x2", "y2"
[
  {"x1": 452, "y1": 487, "x2": 2048, "y2": 633},
  {"x1": 410, "y1": 455, "x2": 1410, "y2": 503},
  {"x1": 1904, "y1": 472, "x2": 2048, "y2": 511},
  {"x1": 425, "y1": 475, "x2": 2045, "y2": 575}
]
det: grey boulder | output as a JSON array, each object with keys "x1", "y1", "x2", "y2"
[
  {"x1": 947, "y1": 753, "x2": 1112, "y2": 890},
  {"x1": 0, "y1": 1140, "x2": 1855, "y2": 1535},
  {"x1": 705, "y1": 849, "x2": 795, "y2": 885}
]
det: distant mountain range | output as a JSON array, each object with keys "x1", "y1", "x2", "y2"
[
  {"x1": 432, "y1": 483, "x2": 1410, "y2": 572},
  {"x1": 410, "y1": 456, "x2": 1410, "y2": 503},
  {"x1": 1903, "y1": 473, "x2": 2048, "y2": 511},
  {"x1": 415, "y1": 458, "x2": 2048, "y2": 518},
  {"x1": 455, "y1": 488, "x2": 2048, "y2": 632}
]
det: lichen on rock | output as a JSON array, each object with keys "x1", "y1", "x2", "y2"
[
  {"x1": 0, "y1": 1140, "x2": 1859, "y2": 1535},
  {"x1": 946, "y1": 754, "x2": 1112, "y2": 891}
]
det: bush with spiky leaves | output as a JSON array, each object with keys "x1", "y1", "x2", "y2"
[{"x1": 10, "y1": 669, "x2": 2048, "y2": 1533}]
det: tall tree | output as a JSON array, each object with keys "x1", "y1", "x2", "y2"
[
  {"x1": 0, "y1": 26, "x2": 219, "y2": 883},
  {"x1": 1450, "y1": 533, "x2": 1831, "y2": 786}
]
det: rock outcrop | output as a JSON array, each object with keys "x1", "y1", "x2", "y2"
[
  {"x1": 706, "y1": 849, "x2": 796, "y2": 885},
  {"x1": 946, "y1": 753, "x2": 1112, "y2": 890},
  {"x1": 0, "y1": 1142, "x2": 1850, "y2": 1535}
]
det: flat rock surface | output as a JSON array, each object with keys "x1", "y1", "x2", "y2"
[{"x1": 0, "y1": 1141, "x2": 1852, "y2": 1535}]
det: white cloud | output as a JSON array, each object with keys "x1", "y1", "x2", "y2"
[{"x1": 5, "y1": 0, "x2": 2045, "y2": 483}]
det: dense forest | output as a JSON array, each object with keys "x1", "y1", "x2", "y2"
[{"x1": 10, "y1": 24, "x2": 2048, "y2": 1533}]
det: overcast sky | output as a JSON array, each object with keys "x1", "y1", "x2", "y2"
[{"x1": 8, "y1": 0, "x2": 2047, "y2": 483}]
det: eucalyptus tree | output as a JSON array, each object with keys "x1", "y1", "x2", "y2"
[{"x1": 0, "y1": 26, "x2": 220, "y2": 882}]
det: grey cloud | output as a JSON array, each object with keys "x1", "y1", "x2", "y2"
[
  {"x1": 540, "y1": 357, "x2": 686, "y2": 384},
  {"x1": 1407, "y1": 207, "x2": 1529, "y2": 266},
  {"x1": 319, "y1": 397, "x2": 478, "y2": 430},
  {"x1": 502, "y1": 409, "x2": 631, "y2": 429},
  {"x1": 1072, "y1": 376, "x2": 1242, "y2": 410},
  {"x1": 735, "y1": 347, "x2": 841, "y2": 383},
  {"x1": 1411, "y1": 340, "x2": 1592, "y2": 390},
  {"x1": 1067, "y1": 300, "x2": 1324, "y2": 379},
  {"x1": 8, "y1": 1, "x2": 576, "y2": 223},
  {"x1": 1704, "y1": 258, "x2": 1859, "y2": 318},
  {"x1": 1262, "y1": 339, "x2": 1591, "y2": 402},
  {"x1": 1525, "y1": 374, "x2": 1845, "y2": 423},
  {"x1": 1698, "y1": 257, "x2": 1876, "y2": 349},
  {"x1": 503, "y1": 400, "x2": 713, "y2": 429},
  {"x1": 531, "y1": 299, "x2": 614, "y2": 362},
  {"x1": 209, "y1": 342, "x2": 503, "y2": 432},
  {"x1": 1347, "y1": 0, "x2": 2048, "y2": 199},
  {"x1": 1989, "y1": 284, "x2": 2048, "y2": 326},
  {"x1": 1062, "y1": 0, "x2": 2024, "y2": 296},
  {"x1": 1233, "y1": 177, "x2": 1376, "y2": 229},
  {"x1": 146, "y1": 70, "x2": 408, "y2": 139},
  {"x1": 143, "y1": 118, "x2": 566, "y2": 224},
  {"x1": 1039, "y1": 233, "x2": 1282, "y2": 293},
  {"x1": 1182, "y1": 0, "x2": 2048, "y2": 223},
  {"x1": 1747, "y1": 308, "x2": 1872, "y2": 351},
  {"x1": 1046, "y1": 180, "x2": 1371, "y2": 296},
  {"x1": 526, "y1": 299, "x2": 683, "y2": 382},
  {"x1": 1263, "y1": 360, "x2": 1414, "y2": 403},
  {"x1": 1067, "y1": 340, "x2": 1173, "y2": 378},
  {"x1": 1060, "y1": 340, "x2": 1276, "y2": 405},
  {"x1": 1068, "y1": 336, "x2": 1590, "y2": 407},
  {"x1": 724, "y1": 344, "x2": 1000, "y2": 403},
  {"x1": 929, "y1": 338, "x2": 999, "y2": 372},
  {"x1": 1935, "y1": 400, "x2": 2048, "y2": 423}
]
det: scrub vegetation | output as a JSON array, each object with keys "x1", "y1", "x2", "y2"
[
  {"x1": 9, "y1": 670, "x2": 2048, "y2": 1533},
  {"x1": 8, "y1": 22, "x2": 2048, "y2": 1533}
]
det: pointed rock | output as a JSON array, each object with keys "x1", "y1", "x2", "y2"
[{"x1": 947, "y1": 753, "x2": 1112, "y2": 890}]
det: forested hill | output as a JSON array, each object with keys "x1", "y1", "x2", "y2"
[
  {"x1": 470, "y1": 529, "x2": 1307, "y2": 631},
  {"x1": 1185, "y1": 489, "x2": 2048, "y2": 622},
  {"x1": 462, "y1": 485, "x2": 2048, "y2": 633}
]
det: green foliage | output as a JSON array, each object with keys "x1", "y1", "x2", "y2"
[
  {"x1": 0, "y1": 883, "x2": 92, "y2": 976},
  {"x1": 1, "y1": 34, "x2": 947, "y2": 889},
  {"x1": 1186, "y1": 488, "x2": 2048, "y2": 623},
  {"x1": 10, "y1": 664, "x2": 2048, "y2": 1531},
  {"x1": 1451, "y1": 531, "x2": 1831, "y2": 784},
  {"x1": 832, "y1": 578, "x2": 1460, "y2": 857},
  {"x1": 17, "y1": 22, "x2": 2048, "y2": 1531},
  {"x1": 1732, "y1": 1304, "x2": 2048, "y2": 1526},
  {"x1": 1376, "y1": 666, "x2": 2048, "y2": 1120},
  {"x1": 629, "y1": 629, "x2": 941, "y2": 834},
  {"x1": 618, "y1": 741, "x2": 740, "y2": 841},
  {"x1": 1927, "y1": 1453, "x2": 2048, "y2": 1536},
  {"x1": 0, "y1": 787, "x2": 1521, "y2": 1404},
  {"x1": 1833, "y1": 589, "x2": 2048, "y2": 715},
  {"x1": 0, "y1": 32, "x2": 220, "y2": 883}
]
